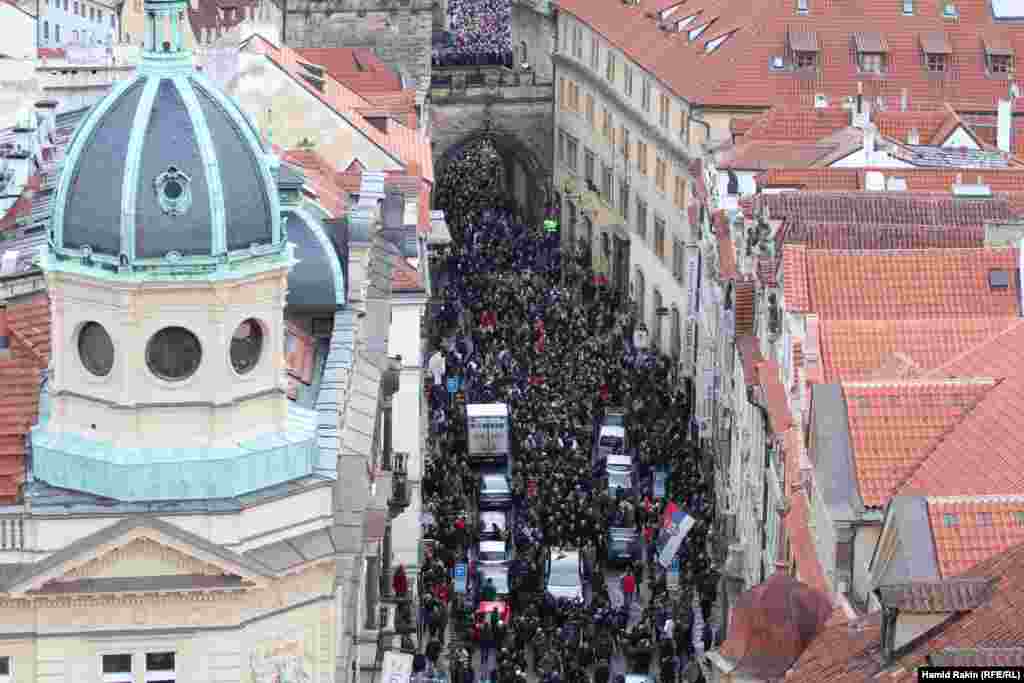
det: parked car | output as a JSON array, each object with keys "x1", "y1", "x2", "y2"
[
  {"x1": 545, "y1": 548, "x2": 584, "y2": 601},
  {"x1": 479, "y1": 509, "x2": 510, "y2": 539},
  {"x1": 607, "y1": 527, "x2": 640, "y2": 566},
  {"x1": 476, "y1": 539, "x2": 511, "y2": 564},
  {"x1": 606, "y1": 453, "x2": 634, "y2": 496},
  {"x1": 596, "y1": 424, "x2": 627, "y2": 460},
  {"x1": 478, "y1": 466, "x2": 513, "y2": 510}
]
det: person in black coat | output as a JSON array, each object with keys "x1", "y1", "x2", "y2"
[{"x1": 593, "y1": 659, "x2": 610, "y2": 683}]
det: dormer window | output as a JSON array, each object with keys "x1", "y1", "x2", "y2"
[
  {"x1": 921, "y1": 32, "x2": 952, "y2": 73},
  {"x1": 789, "y1": 30, "x2": 819, "y2": 70},
  {"x1": 984, "y1": 37, "x2": 1015, "y2": 75},
  {"x1": 854, "y1": 32, "x2": 888, "y2": 73}
]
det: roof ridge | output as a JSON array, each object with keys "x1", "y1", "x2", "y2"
[
  {"x1": 840, "y1": 377, "x2": 1000, "y2": 389},
  {"x1": 926, "y1": 494, "x2": 1024, "y2": 503},
  {"x1": 892, "y1": 377, "x2": 1006, "y2": 495},
  {"x1": 923, "y1": 319, "x2": 1024, "y2": 379}
]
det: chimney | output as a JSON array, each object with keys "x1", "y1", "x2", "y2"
[
  {"x1": 997, "y1": 99, "x2": 1012, "y2": 153},
  {"x1": 35, "y1": 99, "x2": 58, "y2": 147},
  {"x1": 900, "y1": 88, "x2": 908, "y2": 112},
  {"x1": 863, "y1": 123, "x2": 877, "y2": 164},
  {"x1": 907, "y1": 127, "x2": 920, "y2": 145}
]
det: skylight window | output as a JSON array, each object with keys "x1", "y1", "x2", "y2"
[
  {"x1": 675, "y1": 13, "x2": 700, "y2": 31},
  {"x1": 689, "y1": 20, "x2": 715, "y2": 41},
  {"x1": 991, "y1": 0, "x2": 1024, "y2": 18},
  {"x1": 705, "y1": 30, "x2": 738, "y2": 54}
]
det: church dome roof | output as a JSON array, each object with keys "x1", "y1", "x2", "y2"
[{"x1": 51, "y1": 27, "x2": 280, "y2": 268}]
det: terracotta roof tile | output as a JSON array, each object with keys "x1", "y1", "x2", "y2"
[
  {"x1": 755, "y1": 190, "x2": 1018, "y2": 225},
  {"x1": 294, "y1": 48, "x2": 403, "y2": 96},
  {"x1": 282, "y1": 149, "x2": 348, "y2": 217},
  {"x1": 736, "y1": 334, "x2": 763, "y2": 387},
  {"x1": 819, "y1": 318, "x2": 1016, "y2": 383},
  {"x1": 0, "y1": 293, "x2": 50, "y2": 504},
  {"x1": 876, "y1": 577, "x2": 995, "y2": 612},
  {"x1": 927, "y1": 498, "x2": 1024, "y2": 578},
  {"x1": 556, "y1": 0, "x2": 1024, "y2": 111},
  {"x1": 841, "y1": 380, "x2": 997, "y2": 508},
  {"x1": 804, "y1": 248, "x2": 1021, "y2": 320},
  {"x1": 782, "y1": 244, "x2": 810, "y2": 312},
  {"x1": 788, "y1": 535, "x2": 1024, "y2": 683},
  {"x1": 244, "y1": 35, "x2": 434, "y2": 184},
  {"x1": 717, "y1": 572, "x2": 833, "y2": 679},
  {"x1": 874, "y1": 108, "x2": 958, "y2": 145},
  {"x1": 734, "y1": 278, "x2": 756, "y2": 335},
  {"x1": 719, "y1": 141, "x2": 839, "y2": 171},
  {"x1": 391, "y1": 254, "x2": 423, "y2": 292},
  {"x1": 0, "y1": 174, "x2": 38, "y2": 232},
  {"x1": 897, "y1": 376, "x2": 1024, "y2": 499},
  {"x1": 758, "y1": 360, "x2": 794, "y2": 435},
  {"x1": 759, "y1": 168, "x2": 1024, "y2": 193},
  {"x1": 785, "y1": 492, "x2": 830, "y2": 595},
  {"x1": 739, "y1": 106, "x2": 853, "y2": 144},
  {"x1": 717, "y1": 220, "x2": 737, "y2": 281},
  {"x1": 930, "y1": 648, "x2": 1024, "y2": 669},
  {"x1": 779, "y1": 219, "x2": 985, "y2": 251}
]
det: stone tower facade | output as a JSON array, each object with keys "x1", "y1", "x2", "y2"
[{"x1": 283, "y1": 0, "x2": 436, "y2": 105}]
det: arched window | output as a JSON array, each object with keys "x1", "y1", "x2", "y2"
[
  {"x1": 671, "y1": 306, "x2": 681, "y2": 360},
  {"x1": 653, "y1": 288, "x2": 663, "y2": 349},
  {"x1": 634, "y1": 268, "x2": 646, "y2": 325}
]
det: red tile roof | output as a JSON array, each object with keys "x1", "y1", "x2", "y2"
[
  {"x1": 0, "y1": 175, "x2": 38, "y2": 233},
  {"x1": 754, "y1": 190, "x2": 1018, "y2": 225},
  {"x1": 556, "y1": 0, "x2": 1024, "y2": 111},
  {"x1": 36, "y1": 47, "x2": 66, "y2": 60},
  {"x1": 717, "y1": 219, "x2": 737, "y2": 281},
  {"x1": 0, "y1": 293, "x2": 50, "y2": 503},
  {"x1": 874, "y1": 107, "x2": 963, "y2": 146},
  {"x1": 391, "y1": 254, "x2": 424, "y2": 292},
  {"x1": 818, "y1": 318, "x2": 1016, "y2": 383},
  {"x1": 841, "y1": 380, "x2": 997, "y2": 508},
  {"x1": 758, "y1": 360, "x2": 794, "y2": 435},
  {"x1": 782, "y1": 245, "x2": 810, "y2": 312},
  {"x1": 294, "y1": 48, "x2": 404, "y2": 96},
  {"x1": 927, "y1": 497, "x2": 1024, "y2": 578},
  {"x1": 282, "y1": 149, "x2": 349, "y2": 218},
  {"x1": 243, "y1": 35, "x2": 434, "y2": 184},
  {"x1": 786, "y1": 492, "x2": 830, "y2": 596},
  {"x1": 800, "y1": 248, "x2": 1021, "y2": 320},
  {"x1": 778, "y1": 219, "x2": 985, "y2": 251},
  {"x1": 734, "y1": 278, "x2": 756, "y2": 335},
  {"x1": 790, "y1": 534, "x2": 1024, "y2": 683},
  {"x1": 759, "y1": 167, "x2": 1024, "y2": 193},
  {"x1": 733, "y1": 106, "x2": 853, "y2": 143},
  {"x1": 719, "y1": 141, "x2": 839, "y2": 171},
  {"x1": 717, "y1": 572, "x2": 834, "y2": 679},
  {"x1": 736, "y1": 334, "x2": 763, "y2": 387}
]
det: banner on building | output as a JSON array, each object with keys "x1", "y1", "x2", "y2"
[
  {"x1": 659, "y1": 503, "x2": 696, "y2": 569},
  {"x1": 685, "y1": 245, "x2": 701, "y2": 319},
  {"x1": 381, "y1": 652, "x2": 414, "y2": 683}
]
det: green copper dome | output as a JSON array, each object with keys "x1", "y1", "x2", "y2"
[{"x1": 49, "y1": 0, "x2": 283, "y2": 275}]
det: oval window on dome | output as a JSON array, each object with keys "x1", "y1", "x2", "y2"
[
  {"x1": 146, "y1": 326, "x2": 202, "y2": 381},
  {"x1": 78, "y1": 321, "x2": 114, "y2": 377},
  {"x1": 230, "y1": 318, "x2": 263, "y2": 375}
]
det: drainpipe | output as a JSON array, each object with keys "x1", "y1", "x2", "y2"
[{"x1": 690, "y1": 108, "x2": 712, "y2": 152}]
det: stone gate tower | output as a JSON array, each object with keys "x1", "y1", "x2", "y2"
[{"x1": 282, "y1": 0, "x2": 437, "y2": 106}]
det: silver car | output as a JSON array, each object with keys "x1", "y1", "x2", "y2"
[{"x1": 546, "y1": 548, "x2": 584, "y2": 601}]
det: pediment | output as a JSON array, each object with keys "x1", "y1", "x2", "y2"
[
  {"x1": 6, "y1": 518, "x2": 273, "y2": 596},
  {"x1": 64, "y1": 537, "x2": 225, "y2": 580}
]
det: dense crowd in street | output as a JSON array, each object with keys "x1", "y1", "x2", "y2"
[
  {"x1": 432, "y1": 0, "x2": 514, "y2": 67},
  {"x1": 416, "y1": 143, "x2": 719, "y2": 683}
]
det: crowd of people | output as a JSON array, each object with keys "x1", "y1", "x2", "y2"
[
  {"x1": 432, "y1": 0, "x2": 513, "y2": 67},
  {"x1": 433, "y1": 139, "x2": 517, "y2": 236},
  {"x1": 417, "y1": 151, "x2": 719, "y2": 683}
]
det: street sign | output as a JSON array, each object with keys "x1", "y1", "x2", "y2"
[{"x1": 453, "y1": 562, "x2": 468, "y2": 594}]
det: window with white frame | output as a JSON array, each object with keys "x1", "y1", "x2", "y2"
[
  {"x1": 102, "y1": 654, "x2": 133, "y2": 683},
  {"x1": 573, "y1": 25, "x2": 583, "y2": 58},
  {"x1": 641, "y1": 79, "x2": 651, "y2": 112},
  {"x1": 146, "y1": 653, "x2": 175, "y2": 682}
]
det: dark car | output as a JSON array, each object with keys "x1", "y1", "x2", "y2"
[
  {"x1": 478, "y1": 467, "x2": 513, "y2": 510},
  {"x1": 607, "y1": 527, "x2": 640, "y2": 565}
]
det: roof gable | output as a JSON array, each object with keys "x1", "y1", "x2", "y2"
[{"x1": 6, "y1": 516, "x2": 273, "y2": 595}]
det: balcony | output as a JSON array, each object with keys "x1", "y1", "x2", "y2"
[{"x1": 387, "y1": 451, "x2": 411, "y2": 518}]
